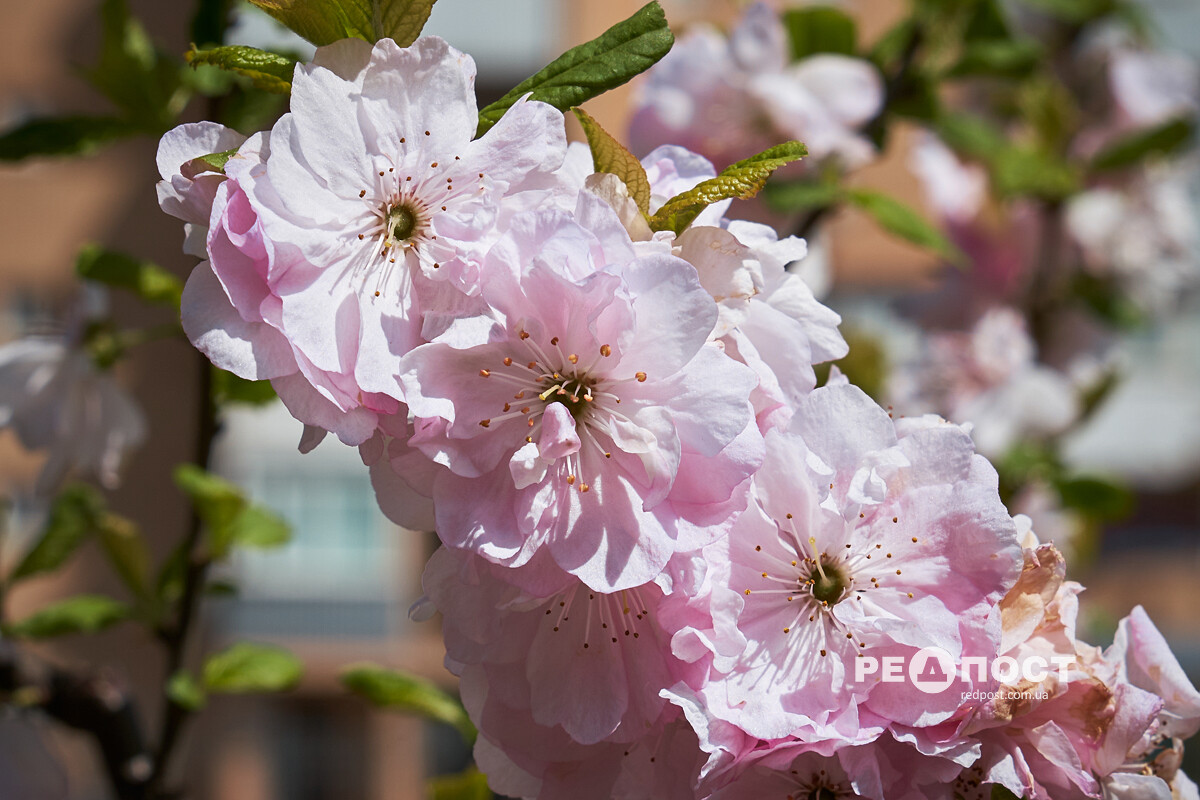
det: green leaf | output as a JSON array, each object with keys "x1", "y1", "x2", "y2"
[
  {"x1": 429, "y1": 768, "x2": 492, "y2": 800},
  {"x1": 247, "y1": 0, "x2": 438, "y2": 47},
  {"x1": 226, "y1": 505, "x2": 292, "y2": 550},
  {"x1": 964, "y1": 0, "x2": 1014, "y2": 40},
  {"x1": 935, "y1": 114, "x2": 1080, "y2": 200},
  {"x1": 572, "y1": 107, "x2": 651, "y2": 216},
  {"x1": 174, "y1": 465, "x2": 291, "y2": 557},
  {"x1": 7, "y1": 595, "x2": 131, "y2": 639},
  {"x1": 204, "y1": 642, "x2": 304, "y2": 693},
  {"x1": 946, "y1": 39, "x2": 1042, "y2": 78},
  {"x1": 84, "y1": 0, "x2": 183, "y2": 129},
  {"x1": 213, "y1": 369, "x2": 279, "y2": 405},
  {"x1": 192, "y1": 147, "x2": 240, "y2": 174},
  {"x1": 1091, "y1": 117, "x2": 1195, "y2": 172},
  {"x1": 98, "y1": 513, "x2": 152, "y2": 599},
  {"x1": 1072, "y1": 272, "x2": 1146, "y2": 330},
  {"x1": 174, "y1": 465, "x2": 246, "y2": 557},
  {"x1": 342, "y1": 663, "x2": 476, "y2": 744},
  {"x1": 934, "y1": 114, "x2": 1008, "y2": 161},
  {"x1": 76, "y1": 245, "x2": 184, "y2": 308},
  {"x1": 648, "y1": 141, "x2": 808, "y2": 235},
  {"x1": 990, "y1": 784, "x2": 1025, "y2": 800},
  {"x1": 476, "y1": 2, "x2": 674, "y2": 138},
  {"x1": 11, "y1": 486, "x2": 105, "y2": 583},
  {"x1": 166, "y1": 670, "x2": 208, "y2": 711},
  {"x1": 869, "y1": 18, "x2": 916, "y2": 70},
  {"x1": 991, "y1": 147, "x2": 1080, "y2": 199},
  {"x1": 186, "y1": 45, "x2": 296, "y2": 93},
  {"x1": 206, "y1": 579, "x2": 240, "y2": 597},
  {"x1": 783, "y1": 7, "x2": 857, "y2": 60},
  {"x1": 1017, "y1": 0, "x2": 1115, "y2": 23},
  {"x1": 762, "y1": 180, "x2": 844, "y2": 213},
  {"x1": 0, "y1": 116, "x2": 137, "y2": 162},
  {"x1": 1056, "y1": 476, "x2": 1134, "y2": 521},
  {"x1": 847, "y1": 189, "x2": 962, "y2": 262}
]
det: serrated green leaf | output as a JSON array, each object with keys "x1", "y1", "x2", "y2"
[
  {"x1": 762, "y1": 180, "x2": 844, "y2": 212},
  {"x1": 213, "y1": 369, "x2": 279, "y2": 405},
  {"x1": 204, "y1": 642, "x2": 303, "y2": 693},
  {"x1": 572, "y1": 108, "x2": 651, "y2": 216},
  {"x1": 429, "y1": 768, "x2": 491, "y2": 800},
  {"x1": 11, "y1": 486, "x2": 105, "y2": 583},
  {"x1": 7, "y1": 595, "x2": 131, "y2": 639},
  {"x1": 166, "y1": 670, "x2": 207, "y2": 711},
  {"x1": 186, "y1": 45, "x2": 296, "y2": 93},
  {"x1": 342, "y1": 663, "x2": 476, "y2": 744},
  {"x1": 1091, "y1": 117, "x2": 1195, "y2": 172},
  {"x1": 476, "y1": 2, "x2": 673, "y2": 138},
  {"x1": 76, "y1": 245, "x2": 184, "y2": 308},
  {"x1": 98, "y1": 513, "x2": 152, "y2": 599},
  {"x1": 0, "y1": 116, "x2": 137, "y2": 162},
  {"x1": 648, "y1": 142, "x2": 808, "y2": 235},
  {"x1": 783, "y1": 7, "x2": 857, "y2": 60},
  {"x1": 247, "y1": 0, "x2": 438, "y2": 47},
  {"x1": 847, "y1": 189, "x2": 962, "y2": 263}
]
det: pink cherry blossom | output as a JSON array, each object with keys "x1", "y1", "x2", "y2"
[
  {"x1": 178, "y1": 36, "x2": 566, "y2": 445},
  {"x1": 0, "y1": 337, "x2": 145, "y2": 495},
  {"x1": 398, "y1": 210, "x2": 761, "y2": 591},
  {"x1": 156, "y1": 121, "x2": 247, "y2": 257},
  {"x1": 671, "y1": 384, "x2": 1022, "y2": 741},
  {"x1": 630, "y1": 3, "x2": 882, "y2": 170},
  {"x1": 422, "y1": 546, "x2": 709, "y2": 747},
  {"x1": 890, "y1": 307, "x2": 1079, "y2": 457}
]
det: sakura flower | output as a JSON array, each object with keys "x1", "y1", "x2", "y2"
[
  {"x1": 1066, "y1": 167, "x2": 1199, "y2": 315},
  {"x1": 422, "y1": 546, "x2": 707, "y2": 748},
  {"x1": 0, "y1": 337, "x2": 145, "y2": 495},
  {"x1": 890, "y1": 307, "x2": 1079, "y2": 457},
  {"x1": 672, "y1": 384, "x2": 1021, "y2": 741},
  {"x1": 579, "y1": 145, "x2": 846, "y2": 431},
  {"x1": 1108, "y1": 49, "x2": 1199, "y2": 130},
  {"x1": 156, "y1": 121, "x2": 246, "y2": 258},
  {"x1": 909, "y1": 132, "x2": 987, "y2": 225},
  {"x1": 179, "y1": 36, "x2": 566, "y2": 444},
  {"x1": 465, "y1": 671, "x2": 705, "y2": 800},
  {"x1": 398, "y1": 210, "x2": 761, "y2": 591},
  {"x1": 629, "y1": 3, "x2": 882, "y2": 170}
]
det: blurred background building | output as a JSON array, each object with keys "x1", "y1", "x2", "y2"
[{"x1": 0, "y1": 1, "x2": 1197, "y2": 798}]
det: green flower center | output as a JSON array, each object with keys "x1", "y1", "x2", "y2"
[
  {"x1": 386, "y1": 205, "x2": 417, "y2": 243},
  {"x1": 809, "y1": 558, "x2": 849, "y2": 606}
]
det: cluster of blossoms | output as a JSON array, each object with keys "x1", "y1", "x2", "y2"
[
  {"x1": 628, "y1": 2, "x2": 1200, "y2": 565},
  {"x1": 156, "y1": 30, "x2": 1198, "y2": 800},
  {"x1": 0, "y1": 292, "x2": 146, "y2": 496}
]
